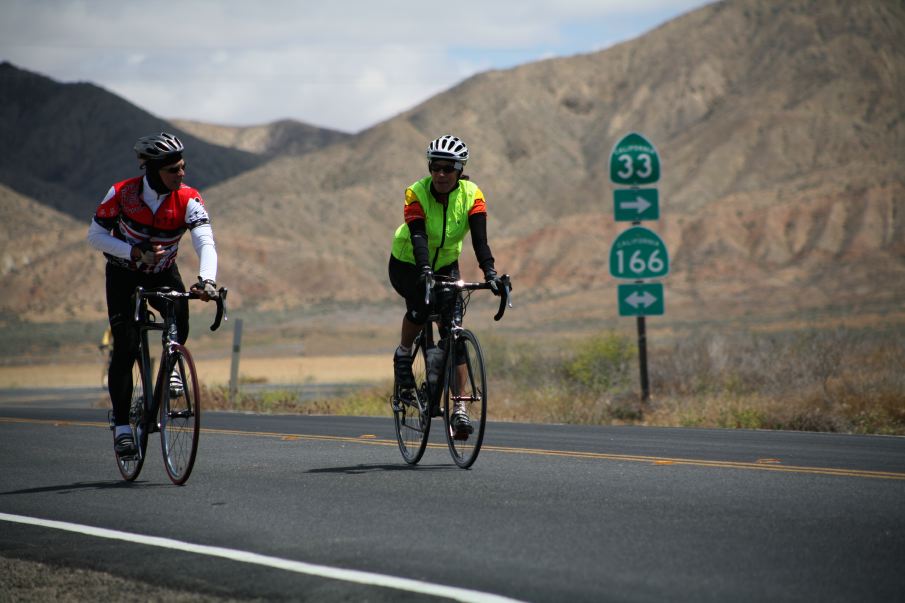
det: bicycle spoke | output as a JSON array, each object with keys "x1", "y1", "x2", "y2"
[
  {"x1": 443, "y1": 330, "x2": 487, "y2": 468},
  {"x1": 159, "y1": 345, "x2": 200, "y2": 485},
  {"x1": 116, "y1": 357, "x2": 147, "y2": 481},
  {"x1": 393, "y1": 336, "x2": 432, "y2": 464}
]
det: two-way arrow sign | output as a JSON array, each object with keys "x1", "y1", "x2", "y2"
[
  {"x1": 625, "y1": 290, "x2": 658, "y2": 308},
  {"x1": 617, "y1": 283, "x2": 664, "y2": 316}
]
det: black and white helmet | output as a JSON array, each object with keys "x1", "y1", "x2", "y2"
[
  {"x1": 134, "y1": 132, "x2": 184, "y2": 163},
  {"x1": 426, "y1": 134, "x2": 468, "y2": 169}
]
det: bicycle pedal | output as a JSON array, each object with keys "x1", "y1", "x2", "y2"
[{"x1": 453, "y1": 431, "x2": 470, "y2": 441}]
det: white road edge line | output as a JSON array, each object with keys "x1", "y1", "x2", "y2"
[{"x1": 1, "y1": 512, "x2": 525, "y2": 603}]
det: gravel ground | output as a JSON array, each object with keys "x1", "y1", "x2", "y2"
[{"x1": 0, "y1": 556, "x2": 252, "y2": 603}]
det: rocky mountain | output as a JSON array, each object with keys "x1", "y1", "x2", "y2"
[
  {"x1": 0, "y1": 183, "x2": 106, "y2": 322},
  {"x1": 170, "y1": 118, "x2": 351, "y2": 157},
  {"x1": 1, "y1": 0, "x2": 903, "y2": 330},
  {"x1": 204, "y1": 0, "x2": 905, "y2": 322},
  {"x1": 0, "y1": 62, "x2": 270, "y2": 221}
]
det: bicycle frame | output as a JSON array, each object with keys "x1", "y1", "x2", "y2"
[
  {"x1": 129, "y1": 288, "x2": 185, "y2": 461},
  {"x1": 426, "y1": 274, "x2": 512, "y2": 383},
  {"x1": 114, "y1": 284, "x2": 227, "y2": 483},
  {"x1": 391, "y1": 273, "x2": 510, "y2": 467}
]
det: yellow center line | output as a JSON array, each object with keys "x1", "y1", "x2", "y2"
[{"x1": 3, "y1": 416, "x2": 904, "y2": 481}]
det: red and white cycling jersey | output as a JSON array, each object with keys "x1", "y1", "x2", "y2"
[{"x1": 91, "y1": 176, "x2": 212, "y2": 274}]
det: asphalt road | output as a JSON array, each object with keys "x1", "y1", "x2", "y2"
[{"x1": 1, "y1": 390, "x2": 904, "y2": 602}]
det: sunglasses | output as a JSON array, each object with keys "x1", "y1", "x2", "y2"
[
  {"x1": 163, "y1": 163, "x2": 186, "y2": 174},
  {"x1": 429, "y1": 163, "x2": 459, "y2": 175}
]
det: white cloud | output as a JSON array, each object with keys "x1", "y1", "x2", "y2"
[{"x1": 1, "y1": 0, "x2": 712, "y2": 132}]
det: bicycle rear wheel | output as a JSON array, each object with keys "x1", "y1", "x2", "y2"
[
  {"x1": 443, "y1": 329, "x2": 487, "y2": 468},
  {"x1": 116, "y1": 356, "x2": 148, "y2": 481},
  {"x1": 159, "y1": 344, "x2": 200, "y2": 485},
  {"x1": 392, "y1": 335, "x2": 431, "y2": 464}
]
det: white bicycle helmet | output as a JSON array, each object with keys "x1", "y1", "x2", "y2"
[
  {"x1": 426, "y1": 134, "x2": 468, "y2": 170},
  {"x1": 134, "y1": 132, "x2": 185, "y2": 163}
]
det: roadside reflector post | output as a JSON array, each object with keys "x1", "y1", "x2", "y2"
[{"x1": 229, "y1": 318, "x2": 243, "y2": 402}]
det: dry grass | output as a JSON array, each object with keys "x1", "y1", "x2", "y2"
[
  {"x1": 199, "y1": 324, "x2": 905, "y2": 436},
  {"x1": 0, "y1": 354, "x2": 390, "y2": 390},
  {"x1": 5, "y1": 326, "x2": 903, "y2": 436},
  {"x1": 644, "y1": 327, "x2": 905, "y2": 434},
  {"x1": 202, "y1": 382, "x2": 393, "y2": 417},
  {"x1": 481, "y1": 326, "x2": 905, "y2": 434}
]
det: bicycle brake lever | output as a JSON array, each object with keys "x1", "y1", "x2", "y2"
[
  {"x1": 424, "y1": 276, "x2": 433, "y2": 306},
  {"x1": 133, "y1": 287, "x2": 144, "y2": 322},
  {"x1": 210, "y1": 288, "x2": 228, "y2": 331},
  {"x1": 493, "y1": 276, "x2": 512, "y2": 321}
]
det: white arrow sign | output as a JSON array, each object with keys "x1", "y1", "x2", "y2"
[
  {"x1": 625, "y1": 290, "x2": 658, "y2": 308},
  {"x1": 619, "y1": 195, "x2": 652, "y2": 214}
]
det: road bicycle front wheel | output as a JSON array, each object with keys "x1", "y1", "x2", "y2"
[
  {"x1": 159, "y1": 344, "x2": 200, "y2": 485},
  {"x1": 392, "y1": 335, "x2": 431, "y2": 464},
  {"x1": 443, "y1": 329, "x2": 487, "y2": 469},
  {"x1": 116, "y1": 356, "x2": 148, "y2": 481}
]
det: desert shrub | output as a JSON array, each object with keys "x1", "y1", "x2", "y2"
[
  {"x1": 201, "y1": 324, "x2": 905, "y2": 434},
  {"x1": 563, "y1": 331, "x2": 636, "y2": 395},
  {"x1": 483, "y1": 331, "x2": 641, "y2": 424},
  {"x1": 203, "y1": 382, "x2": 393, "y2": 416}
]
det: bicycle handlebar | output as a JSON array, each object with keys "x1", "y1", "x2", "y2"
[
  {"x1": 133, "y1": 286, "x2": 229, "y2": 332},
  {"x1": 492, "y1": 275, "x2": 513, "y2": 321},
  {"x1": 423, "y1": 274, "x2": 513, "y2": 321},
  {"x1": 210, "y1": 288, "x2": 228, "y2": 331}
]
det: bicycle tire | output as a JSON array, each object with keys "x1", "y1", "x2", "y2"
[
  {"x1": 159, "y1": 344, "x2": 200, "y2": 485},
  {"x1": 116, "y1": 356, "x2": 148, "y2": 481},
  {"x1": 442, "y1": 329, "x2": 487, "y2": 468},
  {"x1": 392, "y1": 334, "x2": 431, "y2": 464}
]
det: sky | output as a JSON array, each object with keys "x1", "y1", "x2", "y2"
[{"x1": 2, "y1": 0, "x2": 712, "y2": 133}]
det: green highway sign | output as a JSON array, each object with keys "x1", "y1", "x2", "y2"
[
  {"x1": 618, "y1": 283, "x2": 664, "y2": 316},
  {"x1": 609, "y1": 226, "x2": 670, "y2": 279},
  {"x1": 614, "y1": 188, "x2": 659, "y2": 221},
  {"x1": 609, "y1": 132, "x2": 660, "y2": 186}
]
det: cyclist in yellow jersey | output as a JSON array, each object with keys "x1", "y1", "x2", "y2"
[
  {"x1": 99, "y1": 325, "x2": 113, "y2": 350},
  {"x1": 388, "y1": 135, "x2": 504, "y2": 435}
]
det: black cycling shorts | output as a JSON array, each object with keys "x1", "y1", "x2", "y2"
[{"x1": 388, "y1": 255, "x2": 458, "y2": 325}]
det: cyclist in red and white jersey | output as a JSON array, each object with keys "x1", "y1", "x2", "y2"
[{"x1": 87, "y1": 132, "x2": 219, "y2": 456}]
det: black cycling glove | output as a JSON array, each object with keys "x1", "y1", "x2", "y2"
[{"x1": 484, "y1": 269, "x2": 503, "y2": 296}]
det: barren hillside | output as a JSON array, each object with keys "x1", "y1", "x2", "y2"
[
  {"x1": 0, "y1": 62, "x2": 269, "y2": 221},
  {"x1": 169, "y1": 118, "x2": 351, "y2": 156},
  {"x1": 205, "y1": 0, "x2": 905, "y2": 322},
  {"x1": 1, "y1": 0, "x2": 903, "y2": 330}
]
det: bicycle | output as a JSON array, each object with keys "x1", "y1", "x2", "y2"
[
  {"x1": 111, "y1": 283, "x2": 227, "y2": 485},
  {"x1": 392, "y1": 273, "x2": 511, "y2": 468}
]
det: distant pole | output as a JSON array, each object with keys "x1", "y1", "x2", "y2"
[
  {"x1": 636, "y1": 316, "x2": 650, "y2": 403},
  {"x1": 229, "y1": 318, "x2": 243, "y2": 401}
]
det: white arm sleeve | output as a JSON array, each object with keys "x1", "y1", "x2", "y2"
[
  {"x1": 87, "y1": 219, "x2": 132, "y2": 259},
  {"x1": 191, "y1": 223, "x2": 217, "y2": 282}
]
